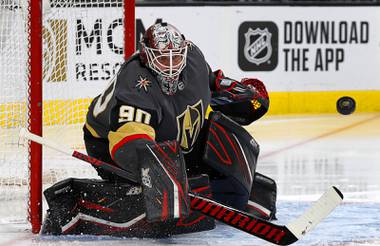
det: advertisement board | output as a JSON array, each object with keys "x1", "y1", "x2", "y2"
[{"x1": 3, "y1": 5, "x2": 379, "y2": 113}]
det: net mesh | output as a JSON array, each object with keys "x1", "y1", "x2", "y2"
[{"x1": 0, "y1": 0, "x2": 125, "y2": 225}]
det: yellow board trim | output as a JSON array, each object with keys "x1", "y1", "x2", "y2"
[
  {"x1": 267, "y1": 90, "x2": 380, "y2": 115},
  {"x1": 0, "y1": 98, "x2": 92, "y2": 128},
  {"x1": 1, "y1": 91, "x2": 380, "y2": 128}
]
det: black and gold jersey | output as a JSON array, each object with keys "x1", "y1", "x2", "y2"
[
  {"x1": 85, "y1": 45, "x2": 211, "y2": 163},
  {"x1": 84, "y1": 44, "x2": 269, "y2": 182}
]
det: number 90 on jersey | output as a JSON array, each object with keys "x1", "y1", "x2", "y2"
[{"x1": 119, "y1": 105, "x2": 151, "y2": 125}]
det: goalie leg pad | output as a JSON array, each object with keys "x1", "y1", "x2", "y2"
[
  {"x1": 210, "y1": 176, "x2": 250, "y2": 211},
  {"x1": 246, "y1": 172, "x2": 277, "y2": 220},
  {"x1": 203, "y1": 111, "x2": 259, "y2": 210},
  {"x1": 41, "y1": 177, "x2": 214, "y2": 237},
  {"x1": 41, "y1": 178, "x2": 147, "y2": 236},
  {"x1": 137, "y1": 140, "x2": 190, "y2": 222}
]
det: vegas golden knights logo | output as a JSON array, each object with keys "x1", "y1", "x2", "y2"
[
  {"x1": 176, "y1": 100, "x2": 204, "y2": 153},
  {"x1": 43, "y1": 19, "x2": 67, "y2": 82}
]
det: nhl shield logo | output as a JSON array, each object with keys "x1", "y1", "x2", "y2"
[
  {"x1": 244, "y1": 27, "x2": 272, "y2": 65},
  {"x1": 238, "y1": 22, "x2": 278, "y2": 71}
]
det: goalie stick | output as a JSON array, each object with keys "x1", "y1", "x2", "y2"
[
  {"x1": 19, "y1": 128, "x2": 343, "y2": 245},
  {"x1": 19, "y1": 128, "x2": 138, "y2": 183}
]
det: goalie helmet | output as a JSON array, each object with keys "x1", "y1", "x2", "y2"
[{"x1": 140, "y1": 23, "x2": 188, "y2": 95}]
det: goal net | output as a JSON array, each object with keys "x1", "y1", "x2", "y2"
[{"x1": 0, "y1": 0, "x2": 134, "y2": 233}]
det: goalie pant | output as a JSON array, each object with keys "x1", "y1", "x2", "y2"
[{"x1": 41, "y1": 175, "x2": 215, "y2": 237}]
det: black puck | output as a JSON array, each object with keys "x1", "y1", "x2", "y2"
[{"x1": 337, "y1": 96, "x2": 356, "y2": 115}]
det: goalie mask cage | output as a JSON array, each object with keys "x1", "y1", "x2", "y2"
[{"x1": 0, "y1": 0, "x2": 135, "y2": 233}]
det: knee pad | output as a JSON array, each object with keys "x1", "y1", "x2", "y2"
[
  {"x1": 210, "y1": 176, "x2": 250, "y2": 210},
  {"x1": 246, "y1": 172, "x2": 277, "y2": 220},
  {"x1": 203, "y1": 111, "x2": 259, "y2": 209}
]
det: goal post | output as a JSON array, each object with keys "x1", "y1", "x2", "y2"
[
  {"x1": 124, "y1": 0, "x2": 136, "y2": 61},
  {"x1": 29, "y1": 0, "x2": 43, "y2": 234},
  {"x1": 0, "y1": 0, "x2": 135, "y2": 234}
]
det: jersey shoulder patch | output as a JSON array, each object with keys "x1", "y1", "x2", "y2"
[{"x1": 114, "y1": 60, "x2": 160, "y2": 111}]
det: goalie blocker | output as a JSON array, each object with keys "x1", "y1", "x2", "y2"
[{"x1": 137, "y1": 140, "x2": 190, "y2": 222}]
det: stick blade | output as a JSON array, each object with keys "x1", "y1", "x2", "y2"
[{"x1": 286, "y1": 186, "x2": 343, "y2": 240}]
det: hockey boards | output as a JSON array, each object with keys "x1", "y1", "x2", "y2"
[{"x1": 19, "y1": 129, "x2": 343, "y2": 245}]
